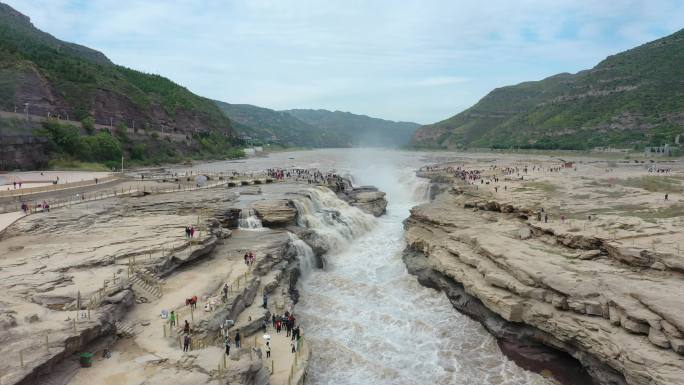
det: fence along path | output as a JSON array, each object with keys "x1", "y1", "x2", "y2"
[
  {"x1": 0, "y1": 175, "x2": 120, "y2": 198},
  {"x1": 0, "y1": 177, "x2": 232, "y2": 234},
  {"x1": 155, "y1": 245, "x2": 310, "y2": 385},
  {"x1": 6, "y1": 270, "x2": 128, "y2": 385}
]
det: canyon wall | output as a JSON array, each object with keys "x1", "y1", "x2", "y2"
[{"x1": 403, "y1": 177, "x2": 684, "y2": 385}]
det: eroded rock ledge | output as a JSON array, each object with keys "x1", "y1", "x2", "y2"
[
  {"x1": 403, "y1": 185, "x2": 684, "y2": 385},
  {"x1": 337, "y1": 186, "x2": 387, "y2": 217},
  {"x1": 235, "y1": 180, "x2": 388, "y2": 231}
]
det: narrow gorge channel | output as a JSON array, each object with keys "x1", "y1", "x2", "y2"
[{"x1": 291, "y1": 158, "x2": 551, "y2": 385}]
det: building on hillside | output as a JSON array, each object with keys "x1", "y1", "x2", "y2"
[{"x1": 644, "y1": 144, "x2": 674, "y2": 157}]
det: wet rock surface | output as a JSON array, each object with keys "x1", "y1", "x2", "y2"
[{"x1": 337, "y1": 186, "x2": 387, "y2": 217}]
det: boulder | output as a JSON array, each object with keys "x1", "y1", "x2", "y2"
[
  {"x1": 578, "y1": 250, "x2": 602, "y2": 260},
  {"x1": 32, "y1": 294, "x2": 75, "y2": 310},
  {"x1": 649, "y1": 327, "x2": 671, "y2": 349},
  {"x1": 251, "y1": 199, "x2": 297, "y2": 226},
  {"x1": 340, "y1": 186, "x2": 388, "y2": 217}
]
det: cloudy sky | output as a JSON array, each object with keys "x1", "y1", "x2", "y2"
[{"x1": 5, "y1": 0, "x2": 684, "y2": 124}]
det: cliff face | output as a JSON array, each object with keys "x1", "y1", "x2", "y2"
[{"x1": 403, "y1": 180, "x2": 684, "y2": 385}]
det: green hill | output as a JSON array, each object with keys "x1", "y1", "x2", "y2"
[
  {"x1": 215, "y1": 103, "x2": 419, "y2": 148},
  {"x1": 214, "y1": 101, "x2": 347, "y2": 147},
  {"x1": 0, "y1": 3, "x2": 233, "y2": 134},
  {"x1": 413, "y1": 29, "x2": 684, "y2": 150},
  {"x1": 0, "y1": 2, "x2": 240, "y2": 169},
  {"x1": 284, "y1": 109, "x2": 420, "y2": 147}
]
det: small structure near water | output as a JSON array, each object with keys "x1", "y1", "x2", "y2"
[{"x1": 644, "y1": 144, "x2": 675, "y2": 157}]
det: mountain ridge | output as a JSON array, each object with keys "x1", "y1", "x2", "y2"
[
  {"x1": 284, "y1": 108, "x2": 420, "y2": 147},
  {"x1": 0, "y1": 2, "x2": 243, "y2": 169},
  {"x1": 413, "y1": 28, "x2": 684, "y2": 150},
  {"x1": 0, "y1": 2, "x2": 233, "y2": 136},
  {"x1": 214, "y1": 101, "x2": 348, "y2": 147},
  {"x1": 215, "y1": 102, "x2": 420, "y2": 148}
]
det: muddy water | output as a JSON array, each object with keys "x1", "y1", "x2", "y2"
[{"x1": 181, "y1": 149, "x2": 553, "y2": 385}]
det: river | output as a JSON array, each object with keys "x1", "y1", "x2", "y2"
[{"x1": 179, "y1": 149, "x2": 551, "y2": 385}]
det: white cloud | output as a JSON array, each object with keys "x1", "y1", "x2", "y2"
[{"x1": 4, "y1": 0, "x2": 684, "y2": 123}]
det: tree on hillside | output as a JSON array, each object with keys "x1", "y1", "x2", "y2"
[{"x1": 81, "y1": 116, "x2": 95, "y2": 135}]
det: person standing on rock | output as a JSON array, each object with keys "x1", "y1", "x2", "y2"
[
  {"x1": 544, "y1": 214, "x2": 548, "y2": 223},
  {"x1": 235, "y1": 331, "x2": 241, "y2": 348},
  {"x1": 223, "y1": 284, "x2": 229, "y2": 301},
  {"x1": 665, "y1": 193, "x2": 669, "y2": 201},
  {"x1": 263, "y1": 293, "x2": 268, "y2": 309},
  {"x1": 183, "y1": 334, "x2": 191, "y2": 352},
  {"x1": 169, "y1": 311, "x2": 176, "y2": 327},
  {"x1": 183, "y1": 320, "x2": 190, "y2": 334},
  {"x1": 266, "y1": 343, "x2": 271, "y2": 358},
  {"x1": 225, "y1": 336, "x2": 231, "y2": 356},
  {"x1": 272, "y1": 314, "x2": 276, "y2": 328}
]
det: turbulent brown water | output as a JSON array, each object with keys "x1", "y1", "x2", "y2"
[{"x1": 178, "y1": 149, "x2": 552, "y2": 385}]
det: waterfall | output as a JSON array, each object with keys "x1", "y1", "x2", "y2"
[
  {"x1": 401, "y1": 170, "x2": 430, "y2": 202},
  {"x1": 238, "y1": 208, "x2": 264, "y2": 230},
  {"x1": 292, "y1": 187, "x2": 375, "y2": 252},
  {"x1": 288, "y1": 232, "x2": 316, "y2": 275}
]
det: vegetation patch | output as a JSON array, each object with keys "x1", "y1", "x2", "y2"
[{"x1": 36, "y1": 119, "x2": 243, "y2": 170}]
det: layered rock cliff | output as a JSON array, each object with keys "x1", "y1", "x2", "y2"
[{"x1": 403, "y1": 178, "x2": 684, "y2": 385}]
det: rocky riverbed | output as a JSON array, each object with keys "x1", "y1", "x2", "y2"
[
  {"x1": 403, "y1": 157, "x2": 684, "y2": 385},
  {"x1": 0, "y1": 169, "x2": 387, "y2": 385}
]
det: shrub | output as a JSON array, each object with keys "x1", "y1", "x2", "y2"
[{"x1": 81, "y1": 116, "x2": 95, "y2": 135}]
